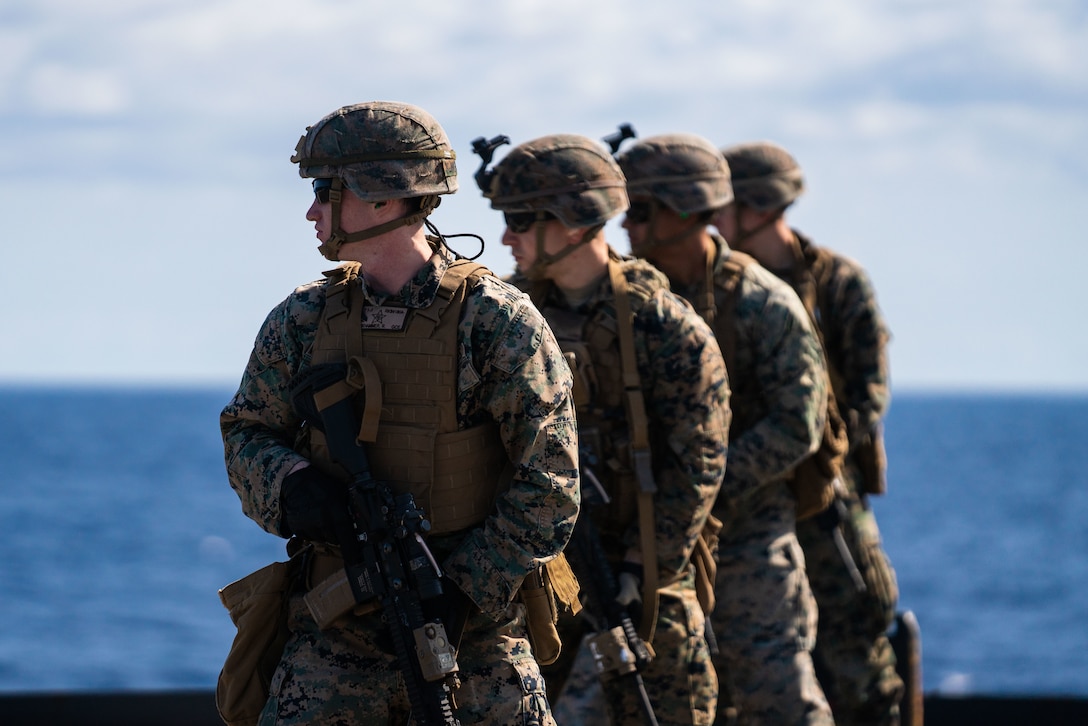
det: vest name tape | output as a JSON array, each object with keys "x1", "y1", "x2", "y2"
[{"x1": 361, "y1": 306, "x2": 409, "y2": 331}]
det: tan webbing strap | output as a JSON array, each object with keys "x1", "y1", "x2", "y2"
[
  {"x1": 318, "y1": 263, "x2": 359, "y2": 350},
  {"x1": 795, "y1": 236, "x2": 851, "y2": 400},
  {"x1": 787, "y1": 236, "x2": 845, "y2": 418},
  {"x1": 332, "y1": 269, "x2": 379, "y2": 443},
  {"x1": 710, "y1": 249, "x2": 753, "y2": 375},
  {"x1": 701, "y1": 240, "x2": 717, "y2": 325},
  {"x1": 336, "y1": 263, "x2": 365, "y2": 363},
  {"x1": 346, "y1": 356, "x2": 382, "y2": 443},
  {"x1": 312, "y1": 379, "x2": 356, "y2": 414},
  {"x1": 788, "y1": 234, "x2": 826, "y2": 350},
  {"x1": 411, "y1": 258, "x2": 488, "y2": 336},
  {"x1": 607, "y1": 257, "x2": 659, "y2": 644}
]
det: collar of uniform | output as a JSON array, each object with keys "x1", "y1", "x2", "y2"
[
  {"x1": 709, "y1": 232, "x2": 731, "y2": 272},
  {"x1": 356, "y1": 238, "x2": 452, "y2": 309},
  {"x1": 671, "y1": 232, "x2": 727, "y2": 301},
  {"x1": 791, "y1": 227, "x2": 819, "y2": 264}
]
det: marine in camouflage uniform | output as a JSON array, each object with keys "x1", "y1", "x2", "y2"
[
  {"x1": 478, "y1": 133, "x2": 730, "y2": 724},
  {"x1": 718, "y1": 140, "x2": 903, "y2": 726},
  {"x1": 220, "y1": 102, "x2": 579, "y2": 725},
  {"x1": 617, "y1": 133, "x2": 835, "y2": 725}
]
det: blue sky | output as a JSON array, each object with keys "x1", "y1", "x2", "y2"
[{"x1": 1, "y1": 0, "x2": 1085, "y2": 391}]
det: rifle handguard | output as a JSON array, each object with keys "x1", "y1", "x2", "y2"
[{"x1": 587, "y1": 625, "x2": 655, "y2": 680}]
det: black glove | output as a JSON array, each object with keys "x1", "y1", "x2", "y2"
[
  {"x1": 280, "y1": 466, "x2": 353, "y2": 546},
  {"x1": 439, "y1": 577, "x2": 477, "y2": 650}
]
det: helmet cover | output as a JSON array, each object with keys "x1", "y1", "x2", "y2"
[
  {"x1": 292, "y1": 101, "x2": 457, "y2": 201},
  {"x1": 616, "y1": 133, "x2": 733, "y2": 214},
  {"x1": 485, "y1": 134, "x2": 628, "y2": 227},
  {"x1": 720, "y1": 141, "x2": 804, "y2": 211}
]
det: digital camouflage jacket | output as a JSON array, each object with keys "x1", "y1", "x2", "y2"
[
  {"x1": 788, "y1": 230, "x2": 890, "y2": 448},
  {"x1": 671, "y1": 234, "x2": 827, "y2": 511},
  {"x1": 220, "y1": 242, "x2": 580, "y2": 621},
  {"x1": 512, "y1": 252, "x2": 729, "y2": 581}
]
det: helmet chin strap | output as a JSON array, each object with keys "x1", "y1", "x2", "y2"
[
  {"x1": 630, "y1": 200, "x2": 704, "y2": 257},
  {"x1": 318, "y1": 178, "x2": 441, "y2": 261},
  {"x1": 523, "y1": 214, "x2": 602, "y2": 281},
  {"x1": 727, "y1": 204, "x2": 782, "y2": 249}
]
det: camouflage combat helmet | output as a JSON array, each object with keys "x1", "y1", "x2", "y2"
[
  {"x1": 614, "y1": 133, "x2": 732, "y2": 253},
  {"x1": 720, "y1": 141, "x2": 805, "y2": 212},
  {"x1": 476, "y1": 133, "x2": 627, "y2": 279},
  {"x1": 484, "y1": 134, "x2": 628, "y2": 228},
  {"x1": 616, "y1": 133, "x2": 733, "y2": 215},
  {"x1": 291, "y1": 101, "x2": 457, "y2": 260}
]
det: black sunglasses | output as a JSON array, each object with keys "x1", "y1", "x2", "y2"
[
  {"x1": 503, "y1": 210, "x2": 553, "y2": 233},
  {"x1": 312, "y1": 178, "x2": 335, "y2": 204},
  {"x1": 625, "y1": 200, "x2": 654, "y2": 225}
]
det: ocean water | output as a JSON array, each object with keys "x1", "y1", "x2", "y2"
[{"x1": 1, "y1": 386, "x2": 1086, "y2": 696}]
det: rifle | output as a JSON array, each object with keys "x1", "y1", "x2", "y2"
[
  {"x1": 568, "y1": 447, "x2": 659, "y2": 726},
  {"x1": 813, "y1": 478, "x2": 867, "y2": 593},
  {"x1": 290, "y1": 363, "x2": 462, "y2": 726}
]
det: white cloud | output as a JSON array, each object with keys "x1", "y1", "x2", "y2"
[
  {"x1": 0, "y1": 30, "x2": 36, "y2": 105},
  {"x1": 25, "y1": 63, "x2": 129, "y2": 115},
  {"x1": 2, "y1": 0, "x2": 1087, "y2": 388},
  {"x1": 976, "y1": 1, "x2": 1088, "y2": 86}
]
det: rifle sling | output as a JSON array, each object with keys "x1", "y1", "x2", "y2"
[{"x1": 608, "y1": 257, "x2": 660, "y2": 644}]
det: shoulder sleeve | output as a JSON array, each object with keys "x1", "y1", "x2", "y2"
[
  {"x1": 219, "y1": 281, "x2": 325, "y2": 535},
  {"x1": 723, "y1": 265, "x2": 827, "y2": 503},
  {"x1": 637, "y1": 288, "x2": 729, "y2": 578},
  {"x1": 820, "y1": 252, "x2": 891, "y2": 437},
  {"x1": 443, "y1": 276, "x2": 581, "y2": 620}
]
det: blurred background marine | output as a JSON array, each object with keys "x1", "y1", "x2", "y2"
[
  {"x1": 617, "y1": 132, "x2": 835, "y2": 725},
  {"x1": 716, "y1": 140, "x2": 904, "y2": 725},
  {"x1": 479, "y1": 132, "x2": 730, "y2": 725}
]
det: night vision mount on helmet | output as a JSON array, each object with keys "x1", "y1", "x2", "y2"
[
  {"x1": 602, "y1": 123, "x2": 637, "y2": 157},
  {"x1": 473, "y1": 133, "x2": 629, "y2": 279}
]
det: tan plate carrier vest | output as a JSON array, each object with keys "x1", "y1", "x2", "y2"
[
  {"x1": 304, "y1": 258, "x2": 507, "y2": 535},
  {"x1": 531, "y1": 255, "x2": 720, "y2": 643},
  {"x1": 795, "y1": 235, "x2": 887, "y2": 495},
  {"x1": 298, "y1": 258, "x2": 580, "y2": 665}
]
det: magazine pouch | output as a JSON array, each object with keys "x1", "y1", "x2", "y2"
[
  {"x1": 519, "y1": 552, "x2": 581, "y2": 666},
  {"x1": 790, "y1": 394, "x2": 849, "y2": 521},
  {"x1": 855, "y1": 424, "x2": 889, "y2": 495},
  {"x1": 216, "y1": 546, "x2": 306, "y2": 726}
]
